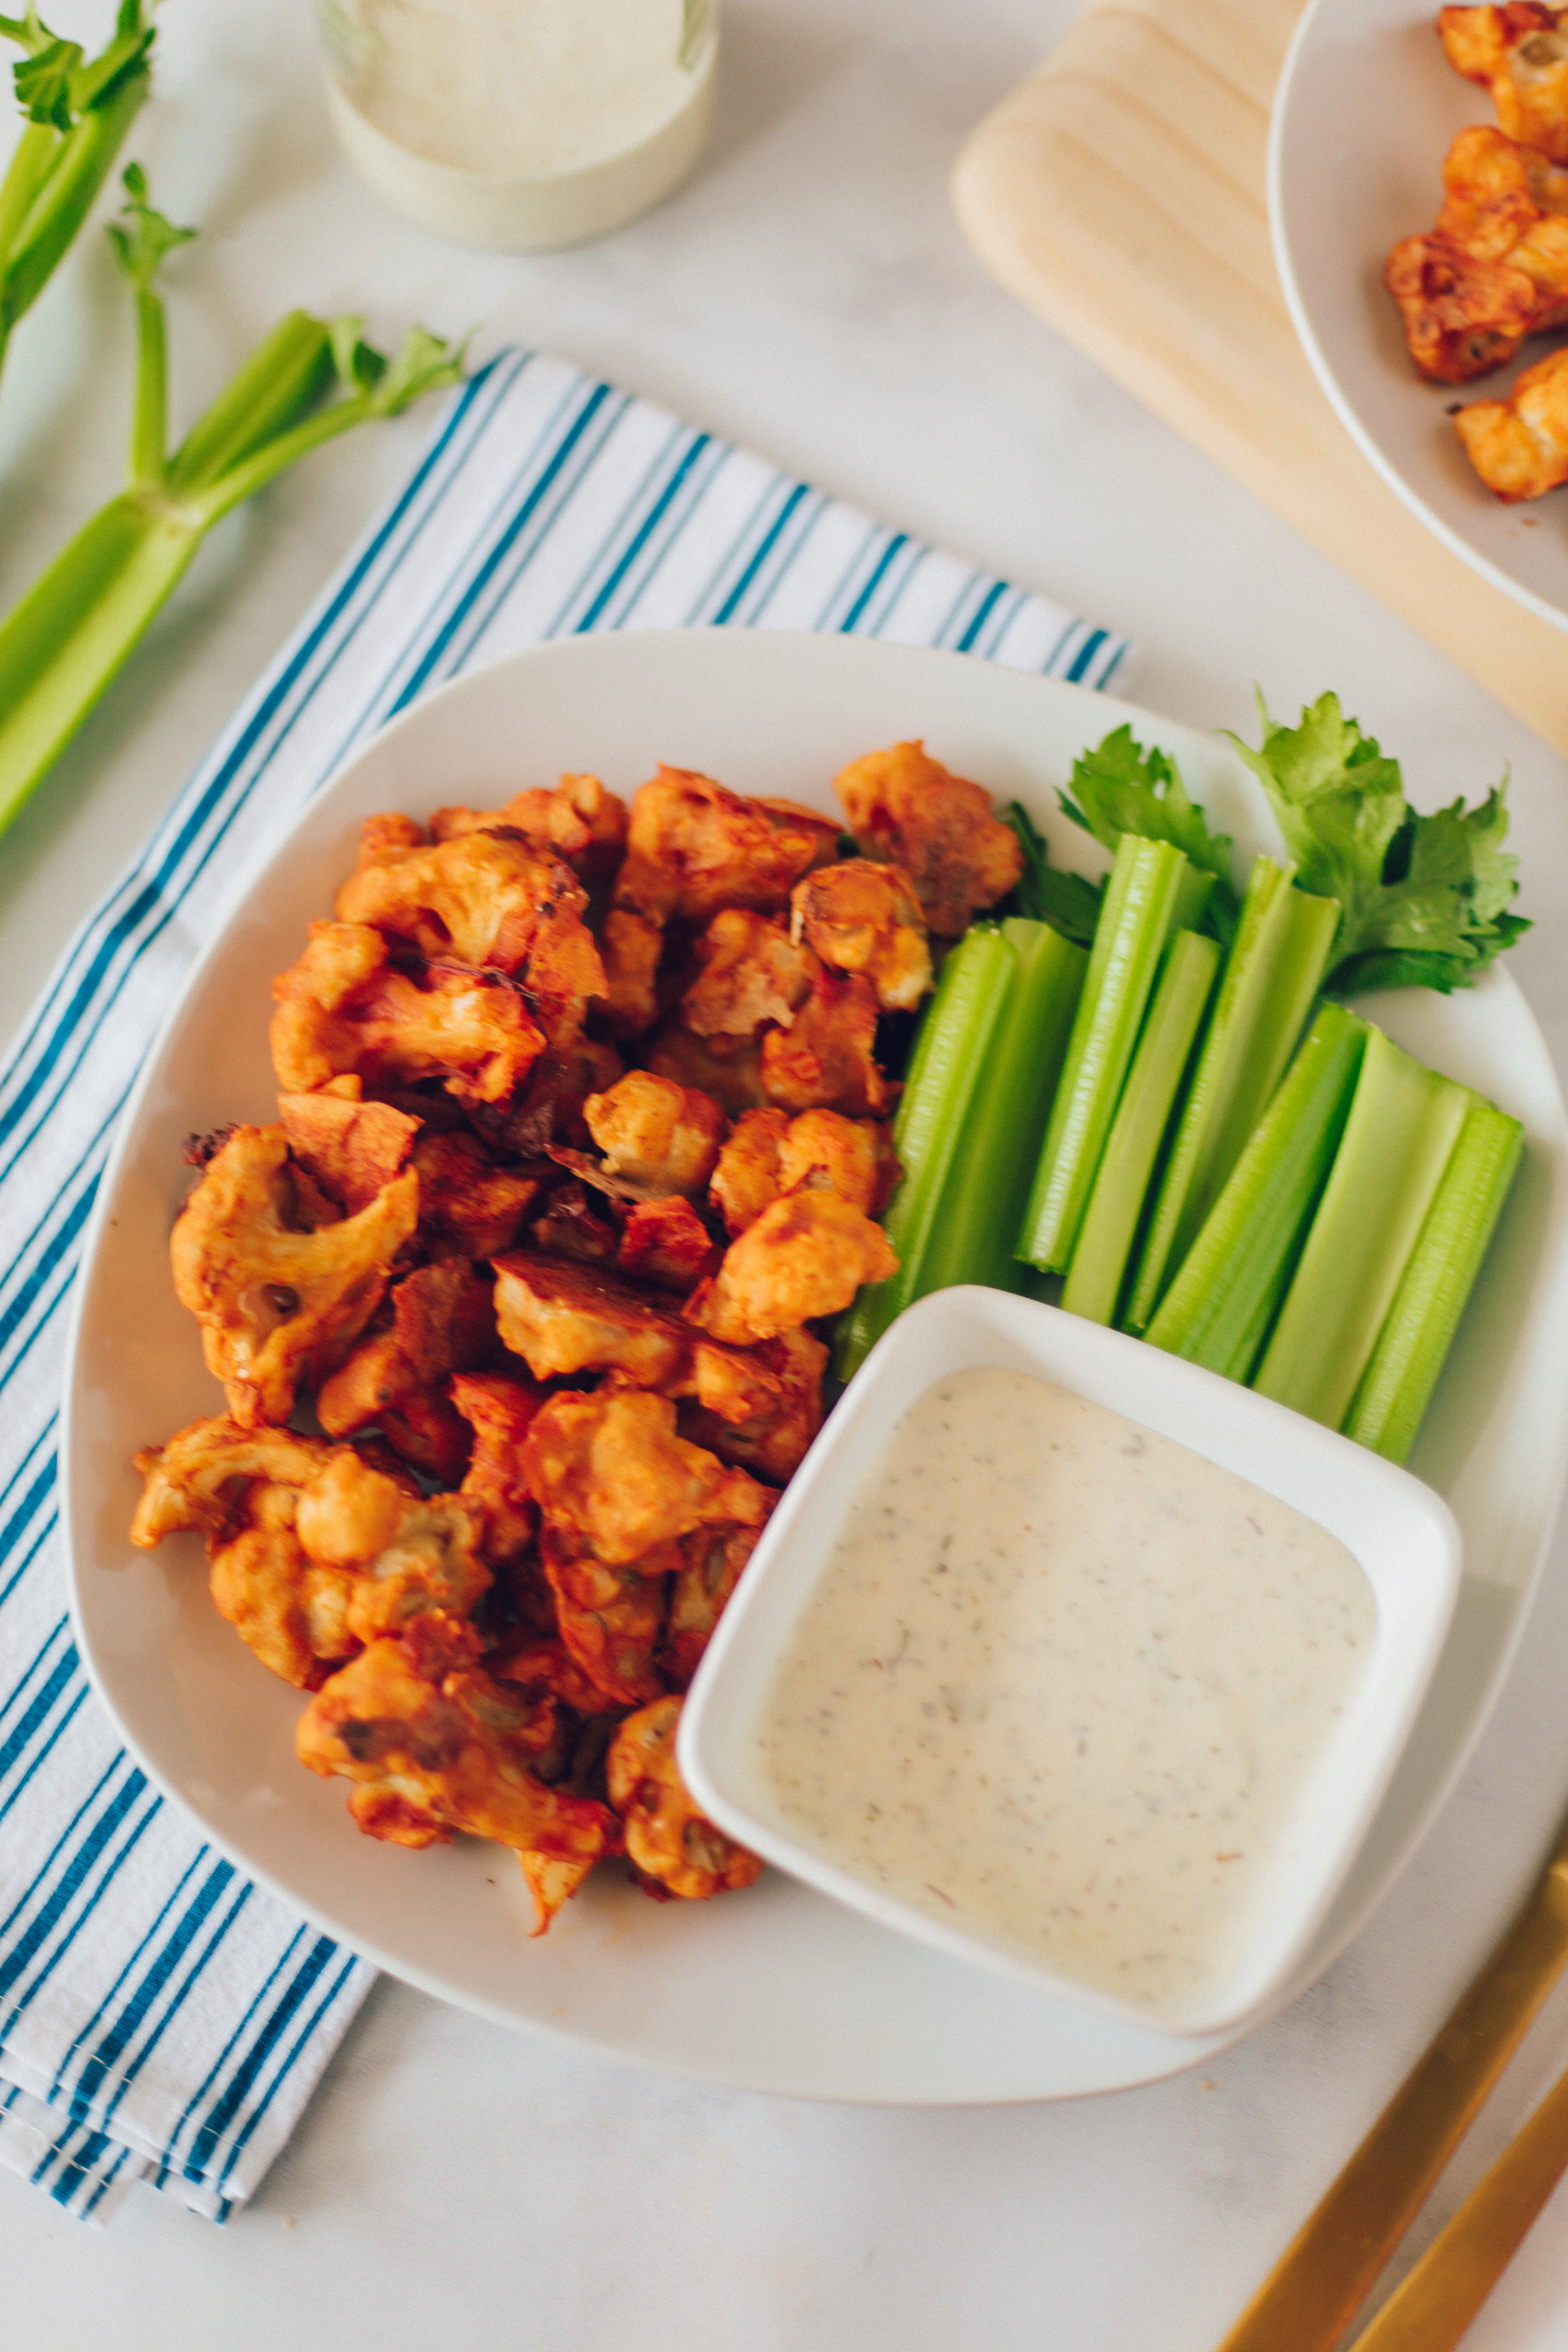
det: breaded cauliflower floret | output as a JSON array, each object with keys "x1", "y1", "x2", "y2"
[
  {"x1": 708, "y1": 1106, "x2": 898, "y2": 1235},
  {"x1": 685, "y1": 1189, "x2": 898, "y2": 1347},
  {"x1": 522, "y1": 1388, "x2": 772, "y2": 1565},
  {"x1": 334, "y1": 828, "x2": 606, "y2": 1000},
  {"x1": 271, "y1": 921, "x2": 546, "y2": 1107},
  {"x1": 680, "y1": 908, "x2": 819, "y2": 1038},
  {"x1": 759, "y1": 971, "x2": 894, "y2": 1117},
  {"x1": 315, "y1": 1258, "x2": 497, "y2": 1484},
  {"x1": 790, "y1": 858, "x2": 932, "y2": 1010},
  {"x1": 835, "y1": 739, "x2": 1022, "y2": 935},
  {"x1": 538, "y1": 1521, "x2": 675, "y2": 1709},
  {"x1": 297, "y1": 1624, "x2": 621, "y2": 1930},
  {"x1": 170, "y1": 1123, "x2": 418, "y2": 1428},
  {"x1": 1439, "y1": 4, "x2": 1568, "y2": 162},
  {"x1": 1455, "y1": 339, "x2": 1568, "y2": 493},
  {"x1": 612, "y1": 766, "x2": 835, "y2": 924},
  {"x1": 608, "y1": 1696, "x2": 763, "y2": 1899},
  {"x1": 1384, "y1": 125, "x2": 1568, "y2": 382},
  {"x1": 582, "y1": 1069, "x2": 727, "y2": 1196},
  {"x1": 430, "y1": 771, "x2": 628, "y2": 885}
]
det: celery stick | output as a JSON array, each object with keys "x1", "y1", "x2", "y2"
[
  {"x1": 1143, "y1": 1001, "x2": 1367, "y2": 1379},
  {"x1": 915, "y1": 918, "x2": 1088, "y2": 1298},
  {"x1": 0, "y1": 493, "x2": 204, "y2": 813},
  {"x1": 1252, "y1": 1027, "x2": 1473, "y2": 1428},
  {"x1": 1061, "y1": 929, "x2": 1218, "y2": 1326},
  {"x1": 1123, "y1": 860, "x2": 1339, "y2": 1332},
  {"x1": 0, "y1": 6, "x2": 154, "y2": 396},
  {"x1": 1018, "y1": 834, "x2": 1189, "y2": 1272},
  {"x1": 834, "y1": 924, "x2": 1017, "y2": 1379},
  {"x1": 1343, "y1": 1101, "x2": 1524, "y2": 1463},
  {"x1": 1172, "y1": 864, "x2": 1214, "y2": 937},
  {"x1": 0, "y1": 171, "x2": 463, "y2": 840}
]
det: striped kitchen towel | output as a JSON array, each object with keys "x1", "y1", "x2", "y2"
[{"x1": 0, "y1": 347, "x2": 1132, "y2": 2225}]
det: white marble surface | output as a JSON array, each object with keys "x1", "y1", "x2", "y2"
[{"x1": 8, "y1": 1, "x2": 1568, "y2": 2344}]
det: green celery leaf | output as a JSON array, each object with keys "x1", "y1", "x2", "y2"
[
  {"x1": 1325, "y1": 948, "x2": 1481, "y2": 996},
  {"x1": 15, "y1": 33, "x2": 78, "y2": 127},
  {"x1": 1058, "y1": 724, "x2": 1239, "y2": 942},
  {"x1": 1232, "y1": 692, "x2": 1530, "y2": 993},
  {"x1": 1002, "y1": 798, "x2": 1105, "y2": 946},
  {"x1": 106, "y1": 161, "x2": 194, "y2": 292},
  {"x1": 2, "y1": 3, "x2": 149, "y2": 116},
  {"x1": 1230, "y1": 689, "x2": 1405, "y2": 909}
]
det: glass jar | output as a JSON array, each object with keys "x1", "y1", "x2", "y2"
[{"x1": 316, "y1": 0, "x2": 719, "y2": 252}]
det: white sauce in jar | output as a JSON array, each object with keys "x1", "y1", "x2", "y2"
[{"x1": 754, "y1": 1366, "x2": 1375, "y2": 2011}]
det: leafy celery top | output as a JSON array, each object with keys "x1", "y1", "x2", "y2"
[
  {"x1": 1004, "y1": 691, "x2": 1527, "y2": 997},
  {"x1": 0, "y1": 2, "x2": 154, "y2": 390}
]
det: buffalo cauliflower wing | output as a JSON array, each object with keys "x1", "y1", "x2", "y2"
[
  {"x1": 1384, "y1": 125, "x2": 1568, "y2": 381},
  {"x1": 170, "y1": 1123, "x2": 418, "y2": 1429},
  {"x1": 607, "y1": 1696, "x2": 763, "y2": 1900},
  {"x1": 834, "y1": 739, "x2": 1022, "y2": 935},
  {"x1": 612, "y1": 766, "x2": 834, "y2": 925},
  {"x1": 1455, "y1": 338, "x2": 1568, "y2": 491},
  {"x1": 522, "y1": 1388, "x2": 773, "y2": 1565},
  {"x1": 297, "y1": 1624, "x2": 621, "y2": 1920},
  {"x1": 684, "y1": 1188, "x2": 898, "y2": 1347},
  {"x1": 1439, "y1": 5, "x2": 1568, "y2": 162},
  {"x1": 790, "y1": 858, "x2": 932, "y2": 1010}
]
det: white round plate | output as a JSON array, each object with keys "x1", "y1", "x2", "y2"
[
  {"x1": 62, "y1": 628, "x2": 1568, "y2": 2104},
  {"x1": 1271, "y1": 0, "x2": 1568, "y2": 633}
]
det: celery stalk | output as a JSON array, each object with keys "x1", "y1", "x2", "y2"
[
  {"x1": 1018, "y1": 834, "x2": 1190, "y2": 1272},
  {"x1": 834, "y1": 924, "x2": 1017, "y2": 1379},
  {"x1": 0, "y1": 170, "x2": 463, "y2": 840},
  {"x1": 1123, "y1": 859, "x2": 1339, "y2": 1332},
  {"x1": 1061, "y1": 928, "x2": 1219, "y2": 1327},
  {"x1": 1143, "y1": 1001, "x2": 1367, "y2": 1380},
  {"x1": 0, "y1": 5, "x2": 154, "y2": 394},
  {"x1": 1171, "y1": 864, "x2": 1215, "y2": 937},
  {"x1": 1343, "y1": 1101, "x2": 1524, "y2": 1462},
  {"x1": 913, "y1": 919, "x2": 1088, "y2": 1298},
  {"x1": 1252, "y1": 1027, "x2": 1473, "y2": 1428}
]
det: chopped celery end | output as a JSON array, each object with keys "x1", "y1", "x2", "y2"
[
  {"x1": 1018, "y1": 833, "x2": 1189, "y2": 1273},
  {"x1": 833, "y1": 924, "x2": 1016, "y2": 1381},
  {"x1": 1343, "y1": 1101, "x2": 1524, "y2": 1463},
  {"x1": 915, "y1": 919, "x2": 1087, "y2": 1298},
  {"x1": 1143, "y1": 1001, "x2": 1368, "y2": 1379},
  {"x1": 1252, "y1": 1027, "x2": 1474, "y2": 1428},
  {"x1": 1124, "y1": 859, "x2": 1339, "y2": 1332},
  {"x1": 1061, "y1": 928, "x2": 1218, "y2": 1327}
]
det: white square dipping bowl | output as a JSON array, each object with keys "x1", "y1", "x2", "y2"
[{"x1": 678, "y1": 1287, "x2": 1463, "y2": 2041}]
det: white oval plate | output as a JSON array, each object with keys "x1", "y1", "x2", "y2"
[
  {"x1": 62, "y1": 628, "x2": 1568, "y2": 2104},
  {"x1": 1271, "y1": 0, "x2": 1568, "y2": 634}
]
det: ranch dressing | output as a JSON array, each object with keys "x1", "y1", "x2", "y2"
[
  {"x1": 317, "y1": 0, "x2": 718, "y2": 251},
  {"x1": 755, "y1": 1366, "x2": 1375, "y2": 2011}
]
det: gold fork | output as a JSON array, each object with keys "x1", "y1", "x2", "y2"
[{"x1": 1217, "y1": 1814, "x2": 1568, "y2": 2352}]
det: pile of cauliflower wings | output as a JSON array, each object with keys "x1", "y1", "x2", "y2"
[
  {"x1": 1384, "y1": 6, "x2": 1568, "y2": 499},
  {"x1": 131, "y1": 739, "x2": 1022, "y2": 1933}
]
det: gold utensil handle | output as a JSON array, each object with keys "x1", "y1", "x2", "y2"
[
  {"x1": 1216, "y1": 1827, "x2": 1568, "y2": 2352},
  {"x1": 1348, "y1": 2057, "x2": 1568, "y2": 2351}
]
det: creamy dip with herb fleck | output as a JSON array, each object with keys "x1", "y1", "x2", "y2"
[{"x1": 754, "y1": 1366, "x2": 1375, "y2": 2011}]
